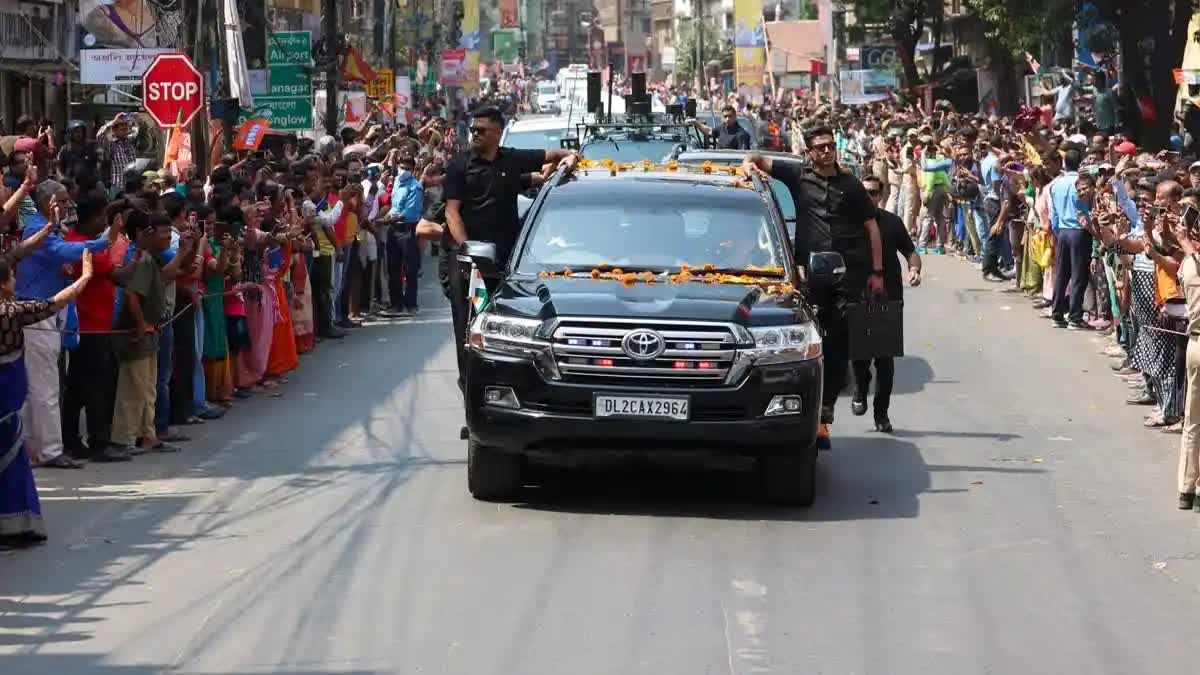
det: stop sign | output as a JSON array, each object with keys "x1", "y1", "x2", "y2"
[{"x1": 142, "y1": 53, "x2": 204, "y2": 127}]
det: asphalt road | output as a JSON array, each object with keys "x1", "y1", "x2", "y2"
[{"x1": 4, "y1": 254, "x2": 1200, "y2": 674}]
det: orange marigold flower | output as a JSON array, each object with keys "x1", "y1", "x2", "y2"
[
  {"x1": 562, "y1": 268, "x2": 573, "y2": 277},
  {"x1": 590, "y1": 269, "x2": 602, "y2": 279}
]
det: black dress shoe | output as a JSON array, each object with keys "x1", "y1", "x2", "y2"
[
  {"x1": 874, "y1": 416, "x2": 893, "y2": 433},
  {"x1": 850, "y1": 397, "x2": 867, "y2": 416},
  {"x1": 1180, "y1": 493, "x2": 1196, "y2": 510}
]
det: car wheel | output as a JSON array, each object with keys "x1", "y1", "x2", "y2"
[
  {"x1": 759, "y1": 443, "x2": 817, "y2": 506},
  {"x1": 468, "y1": 439, "x2": 524, "y2": 501}
]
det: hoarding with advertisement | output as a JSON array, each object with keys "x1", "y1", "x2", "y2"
[
  {"x1": 499, "y1": 0, "x2": 519, "y2": 28},
  {"x1": 838, "y1": 69, "x2": 898, "y2": 105},
  {"x1": 441, "y1": 49, "x2": 468, "y2": 86},
  {"x1": 733, "y1": 0, "x2": 765, "y2": 102},
  {"x1": 79, "y1": 0, "x2": 179, "y2": 49}
]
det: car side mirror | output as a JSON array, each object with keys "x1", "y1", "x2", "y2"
[
  {"x1": 462, "y1": 240, "x2": 501, "y2": 278},
  {"x1": 807, "y1": 251, "x2": 846, "y2": 285}
]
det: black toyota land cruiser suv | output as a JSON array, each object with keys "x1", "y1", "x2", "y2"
[{"x1": 459, "y1": 163, "x2": 842, "y2": 505}]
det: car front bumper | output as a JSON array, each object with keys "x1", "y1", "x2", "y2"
[{"x1": 465, "y1": 350, "x2": 823, "y2": 456}]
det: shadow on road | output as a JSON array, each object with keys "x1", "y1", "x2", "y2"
[
  {"x1": 0, "y1": 656, "x2": 380, "y2": 675},
  {"x1": 512, "y1": 433, "x2": 1045, "y2": 522},
  {"x1": 0, "y1": 285, "x2": 456, "y2": 670}
]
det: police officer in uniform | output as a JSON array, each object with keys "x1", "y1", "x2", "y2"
[{"x1": 744, "y1": 125, "x2": 885, "y2": 449}]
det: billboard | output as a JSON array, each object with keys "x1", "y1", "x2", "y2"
[
  {"x1": 839, "y1": 69, "x2": 899, "y2": 105},
  {"x1": 733, "y1": 0, "x2": 765, "y2": 102},
  {"x1": 79, "y1": 0, "x2": 180, "y2": 49}
]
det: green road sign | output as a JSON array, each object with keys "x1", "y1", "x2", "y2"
[
  {"x1": 239, "y1": 97, "x2": 313, "y2": 131},
  {"x1": 268, "y1": 65, "x2": 312, "y2": 97},
  {"x1": 268, "y1": 31, "x2": 312, "y2": 66}
]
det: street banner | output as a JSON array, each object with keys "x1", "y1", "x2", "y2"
[
  {"x1": 441, "y1": 49, "x2": 467, "y2": 86},
  {"x1": 366, "y1": 68, "x2": 395, "y2": 99},
  {"x1": 80, "y1": 48, "x2": 172, "y2": 84},
  {"x1": 838, "y1": 69, "x2": 898, "y2": 104},
  {"x1": 499, "y1": 0, "x2": 519, "y2": 29},
  {"x1": 394, "y1": 75, "x2": 412, "y2": 109},
  {"x1": 461, "y1": 0, "x2": 480, "y2": 95},
  {"x1": 733, "y1": 0, "x2": 765, "y2": 102}
]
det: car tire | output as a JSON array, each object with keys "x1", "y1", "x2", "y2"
[
  {"x1": 468, "y1": 439, "x2": 524, "y2": 501},
  {"x1": 759, "y1": 444, "x2": 817, "y2": 506}
]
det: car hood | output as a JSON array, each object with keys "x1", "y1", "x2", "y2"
[{"x1": 490, "y1": 275, "x2": 810, "y2": 326}]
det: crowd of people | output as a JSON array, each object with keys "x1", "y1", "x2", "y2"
[
  {"x1": 0, "y1": 110, "x2": 463, "y2": 547},
  {"x1": 768, "y1": 71, "x2": 1200, "y2": 512},
  {"x1": 8, "y1": 57, "x2": 1200, "y2": 548}
]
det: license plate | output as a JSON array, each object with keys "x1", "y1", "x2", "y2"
[{"x1": 594, "y1": 395, "x2": 690, "y2": 421}]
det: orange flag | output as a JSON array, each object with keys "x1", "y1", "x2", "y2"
[{"x1": 342, "y1": 47, "x2": 377, "y2": 83}]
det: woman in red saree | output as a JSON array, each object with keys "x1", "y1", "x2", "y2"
[{"x1": 265, "y1": 202, "x2": 300, "y2": 377}]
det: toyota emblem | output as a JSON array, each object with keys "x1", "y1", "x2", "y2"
[{"x1": 622, "y1": 329, "x2": 665, "y2": 360}]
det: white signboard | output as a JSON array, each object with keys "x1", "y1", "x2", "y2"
[
  {"x1": 394, "y1": 75, "x2": 412, "y2": 109},
  {"x1": 80, "y1": 48, "x2": 173, "y2": 85}
]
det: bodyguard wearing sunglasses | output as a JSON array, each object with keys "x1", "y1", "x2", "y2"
[
  {"x1": 442, "y1": 106, "x2": 578, "y2": 396},
  {"x1": 743, "y1": 125, "x2": 885, "y2": 449}
]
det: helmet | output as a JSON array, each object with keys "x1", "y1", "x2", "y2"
[{"x1": 67, "y1": 119, "x2": 87, "y2": 132}]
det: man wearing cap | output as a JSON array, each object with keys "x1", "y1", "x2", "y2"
[{"x1": 97, "y1": 113, "x2": 139, "y2": 198}]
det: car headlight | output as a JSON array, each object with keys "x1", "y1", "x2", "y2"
[
  {"x1": 744, "y1": 323, "x2": 822, "y2": 360},
  {"x1": 468, "y1": 313, "x2": 549, "y2": 356}
]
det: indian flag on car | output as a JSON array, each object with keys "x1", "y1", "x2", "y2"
[{"x1": 468, "y1": 267, "x2": 489, "y2": 313}]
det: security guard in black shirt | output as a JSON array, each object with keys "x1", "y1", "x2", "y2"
[
  {"x1": 744, "y1": 125, "x2": 885, "y2": 450},
  {"x1": 442, "y1": 106, "x2": 578, "y2": 410}
]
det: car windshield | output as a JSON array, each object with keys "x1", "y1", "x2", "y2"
[
  {"x1": 505, "y1": 128, "x2": 568, "y2": 150},
  {"x1": 517, "y1": 181, "x2": 788, "y2": 273},
  {"x1": 580, "y1": 139, "x2": 682, "y2": 164}
]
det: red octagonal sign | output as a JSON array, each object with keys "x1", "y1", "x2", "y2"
[{"x1": 142, "y1": 53, "x2": 204, "y2": 127}]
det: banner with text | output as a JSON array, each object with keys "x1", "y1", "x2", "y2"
[
  {"x1": 733, "y1": 0, "x2": 765, "y2": 102},
  {"x1": 81, "y1": 48, "x2": 172, "y2": 84}
]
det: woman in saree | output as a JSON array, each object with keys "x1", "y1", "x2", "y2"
[
  {"x1": 203, "y1": 213, "x2": 236, "y2": 405},
  {"x1": 1, "y1": 250, "x2": 93, "y2": 545},
  {"x1": 263, "y1": 187, "x2": 299, "y2": 378}
]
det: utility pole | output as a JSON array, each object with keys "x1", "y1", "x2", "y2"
[
  {"x1": 183, "y1": 0, "x2": 209, "y2": 177},
  {"x1": 323, "y1": 0, "x2": 339, "y2": 136}
]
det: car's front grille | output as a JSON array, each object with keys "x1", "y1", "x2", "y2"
[{"x1": 551, "y1": 318, "x2": 737, "y2": 387}]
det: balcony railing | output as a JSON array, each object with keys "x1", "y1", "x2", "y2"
[{"x1": 0, "y1": 8, "x2": 67, "y2": 62}]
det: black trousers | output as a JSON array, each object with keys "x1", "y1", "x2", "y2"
[
  {"x1": 170, "y1": 301, "x2": 196, "y2": 425},
  {"x1": 1052, "y1": 228, "x2": 1093, "y2": 323},
  {"x1": 446, "y1": 251, "x2": 470, "y2": 393},
  {"x1": 311, "y1": 254, "x2": 335, "y2": 337},
  {"x1": 852, "y1": 357, "x2": 896, "y2": 418},
  {"x1": 810, "y1": 273, "x2": 864, "y2": 423},
  {"x1": 62, "y1": 334, "x2": 115, "y2": 454}
]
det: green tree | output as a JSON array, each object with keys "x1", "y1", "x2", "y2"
[{"x1": 676, "y1": 18, "x2": 724, "y2": 87}]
